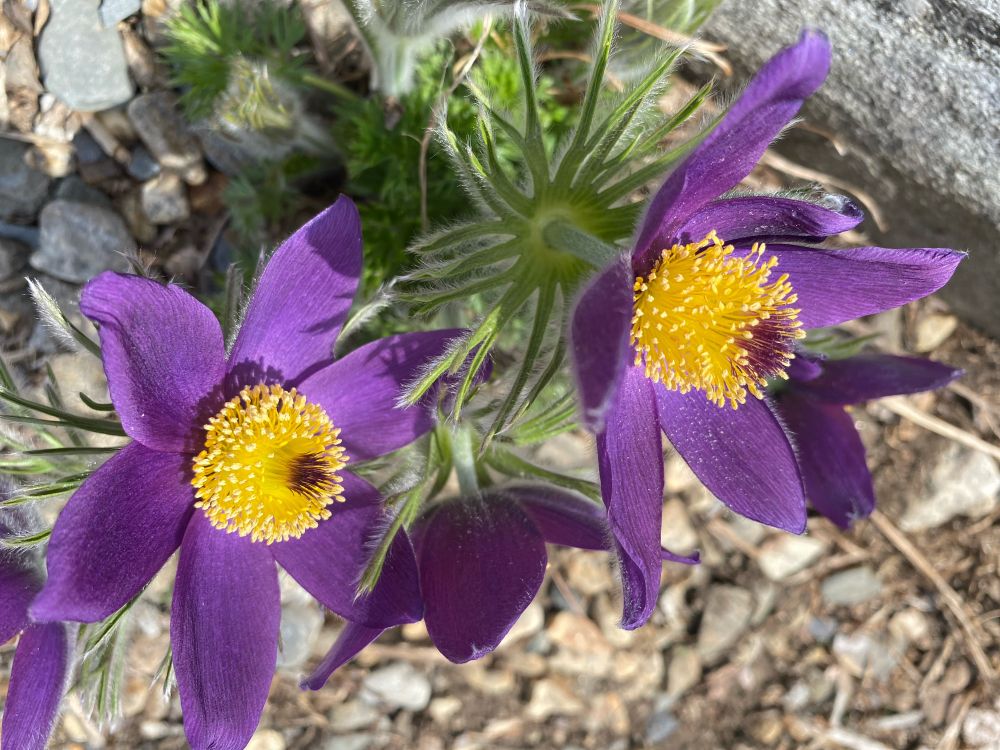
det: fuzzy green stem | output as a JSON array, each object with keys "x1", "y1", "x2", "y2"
[
  {"x1": 541, "y1": 220, "x2": 619, "y2": 268},
  {"x1": 452, "y1": 427, "x2": 480, "y2": 496},
  {"x1": 300, "y1": 72, "x2": 360, "y2": 102}
]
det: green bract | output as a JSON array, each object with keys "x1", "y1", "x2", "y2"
[{"x1": 399, "y1": 0, "x2": 711, "y2": 443}]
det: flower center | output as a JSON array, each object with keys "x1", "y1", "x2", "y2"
[
  {"x1": 191, "y1": 384, "x2": 348, "y2": 544},
  {"x1": 630, "y1": 231, "x2": 804, "y2": 409}
]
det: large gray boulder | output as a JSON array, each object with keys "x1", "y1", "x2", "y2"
[{"x1": 703, "y1": 0, "x2": 1000, "y2": 336}]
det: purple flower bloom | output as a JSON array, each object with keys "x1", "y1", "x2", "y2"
[
  {"x1": 29, "y1": 198, "x2": 459, "y2": 750},
  {"x1": 0, "y1": 503, "x2": 73, "y2": 750},
  {"x1": 773, "y1": 352, "x2": 961, "y2": 528},
  {"x1": 301, "y1": 485, "x2": 696, "y2": 689},
  {"x1": 569, "y1": 31, "x2": 964, "y2": 629}
]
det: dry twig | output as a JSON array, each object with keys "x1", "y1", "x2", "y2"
[
  {"x1": 936, "y1": 690, "x2": 975, "y2": 750},
  {"x1": 759, "y1": 151, "x2": 888, "y2": 231},
  {"x1": 881, "y1": 396, "x2": 1000, "y2": 463},
  {"x1": 870, "y1": 510, "x2": 996, "y2": 684},
  {"x1": 572, "y1": 3, "x2": 732, "y2": 74}
]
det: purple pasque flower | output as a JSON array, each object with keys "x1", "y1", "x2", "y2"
[
  {"x1": 29, "y1": 197, "x2": 459, "y2": 750},
  {"x1": 0, "y1": 503, "x2": 73, "y2": 750},
  {"x1": 300, "y1": 485, "x2": 696, "y2": 689},
  {"x1": 773, "y1": 352, "x2": 961, "y2": 528},
  {"x1": 569, "y1": 31, "x2": 964, "y2": 629}
]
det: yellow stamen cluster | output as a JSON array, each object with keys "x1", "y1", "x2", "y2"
[
  {"x1": 631, "y1": 231, "x2": 805, "y2": 409},
  {"x1": 192, "y1": 384, "x2": 348, "y2": 544}
]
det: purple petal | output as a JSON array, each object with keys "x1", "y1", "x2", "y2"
[
  {"x1": 300, "y1": 622, "x2": 384, "y2": 691},
  {"x1": 786, "y1": 351, "x2": 824, "y2": 382},
  {"x1": 0, "y1": 563, "x2": 38, "y2": 644},
  {"x1": 634, "y1": 31, "x2": 831, "y2": 268},
  {"x1": 415, "y1": 496, "x2": 547, "y2": 663},
  {"x1": 775, "y1": 393, "x2": 874, "y2": 528},
  {"x1": 756, "y1": 244, "x2": 964, "y2": 329},
  {"x1": 595, "y1": 365, "x2": 665, "y2": 629},
  {"x1": 2, "y1": 623, "x2": 73, "y2": 750},
  {"x1": 172, "y1": 515, "x2": 279, "y2": 750},
  {"x1": 80, "y1": 272, "x2": 226, "y2": 452},
  {"x1": 796, "y1": 353, "x2": 962, "y2": 405},
  {"x1": 505, "y1": 485, "x2": 609, "y2": 551},
  {"x1": 227, "y1": 197, "x2": 362, "y2": 387},
  {"x1": 678, "y1": 195, "x2": 863, "y2": 246},
  {"x1": 662, "y1": 548, "x2": 700, "y2": 564},
  {"x1": 272, "y1": 472, "x2": 422, "y2": 629},
  {"x1": 570, "y1": 255, "x2": 634, "y2": 432},
  {"x1": 655, "y1": 387, "x2": 807, "y2": 533},
  {"x1": 31, "y1": 444, "x2": 194, "y2": 624},
  {"x1": 298, "y1": 330, "x2": 461, "y2": 461}
]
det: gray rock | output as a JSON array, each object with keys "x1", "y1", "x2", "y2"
[
  {"x1": 914, "y1": 313, "x2": 958, "y2": 353},
  {"x1": 197, "y1": 129, "x2": 255, "y2": 176},
  {"x1": 0, "y1": 284, "x2": 34, "y2": 339},
  {"x1": 525, "y1": 678, "x2": 584, "y2": 721},
  {"x1": 697, "y1": 585, "x2": 754, "y2": 665},
  {"x1": 832, "y1": 632, "x2": 896, "y2": 680},
  {"x1": 329, "y1": 700, "x2": 380, "y2": 733},
  {"x1": 141, "y1": 173, "x2": 190, "y2": 224},
  {"x1": 901, "y1": 444, "x2": 1000, "y2": 531},
  {"x1": 0, "y1": 140, "x2": 52, "y2": 223},
  {"x1": 45, "y1": 352, "x2": 109, "y2": 414},
  {"x1": 323, "y1": 734, "x2": 374, "y2": 750},
  {"x1": 963, "y1": 708, "x2": 1000, "y2": 746},
  {"x1": 54, "y1": 176, "x2": 112, "y2": 208},
  {"x1": 821, "y1": 566, "x2": 882, "y2": 606},
  {"x1": 99, "y1": 0, "x2": 140, "y2": 26},
  {"x1": 126, "y1": 145, "x2": 161, "y2": 181},
  {"x1": 361, "y1": 662, "x2": 432, "y2": 711},
  {"x1": 32, "y1": 200, "x2": 134, "y2": 282},
  {"x1": 428, "y1": 696, "x2": 462, "y2": 725},
  {"x1": 661, "y1": 498, "x2": 698, "y2": 553},
  {"x1": 704, "y1": 1, "x2": 1000, "y2": 336},
  {"x1": 808, "y1": 616, "x2": 838, "y2": 644},
  {"x1": 245, "y1": 730, "x2": 285, "y2": 750},
  {"x1": 277, "y1": 601, "x2": 323, "y2": 670},
  {"x1": 666, "y1": 645, "x2": 702, "y2": 698},
  {"x1": 0, "y1": 238, "x2": 30, "y2": 281},
  {"x1": 37, "y1": 0, "x2": 134, "y2": 112},
  {"x1": 128, "y1": 93, "x2": 207, "y2": 184},
  {"x1": 757, "y1": 535, "x2": 828, "y2": 581},
  {"x1": 645, "y1": 707, "x2": 679, "y2": 745}
]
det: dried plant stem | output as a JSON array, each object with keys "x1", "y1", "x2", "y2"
[
  {"x1": 881, "y1": 396, "x2": 1000, "y2": 463},
  {"x1": 759, "y1": 151, "x2": 888, "y2": 231},
  {"x1": 571, "y1": 3, "x2": 732, "y2": 74},
  {"x1": 869, "y1": 510, "x2": 996, "y2": 684},
  {"x1": 936, "y1": 690, "x2": 975, "y2": 750}
]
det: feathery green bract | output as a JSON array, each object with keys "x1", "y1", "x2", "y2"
[
  {"x1": 334, "y1": 38, "x2": 574, "y2": 299},
  {"x1": 162, "y1": 0, "x2": 308, "y2": 121},
  {"x1": 399, "y1": 0, "x2": 711, "y2": 445},
  {"x1": 613, "y1": 0, "x2": 724, "y2": 79},
  {"x1": 352, "y1": 0, "x2": 568, "y2": 96}
]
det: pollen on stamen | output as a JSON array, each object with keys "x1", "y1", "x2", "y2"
[
  {"x1": 191, "y1": 384, "x2": 348, "y2": 544},
  {"x1": 630, "y1": 231, "x2": 805, "y2": 409}
]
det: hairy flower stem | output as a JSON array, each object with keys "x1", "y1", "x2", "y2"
[{"x1": 451, "y1": 426, "x2": 481, "y2": 496}]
